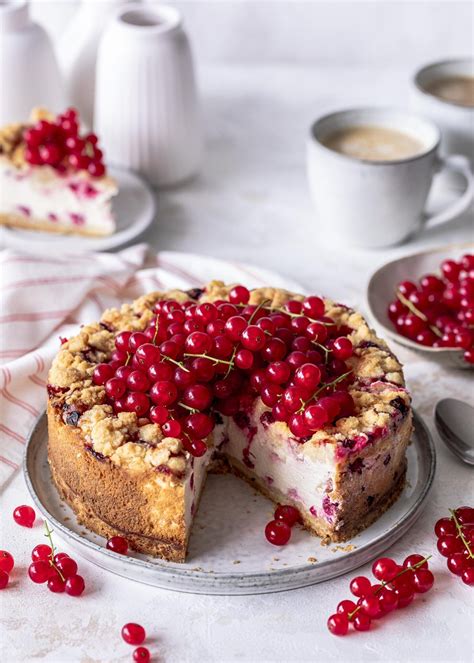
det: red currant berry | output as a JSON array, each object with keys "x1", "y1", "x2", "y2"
[
  {"x1": 447, "y1": 553, "x2": 468, "y2": 576},
  {"x1": 274, "y1": 505, "x2": 301, "y2": 527},
  {"x1": 327, "y1": 613, "x2": 348, "y2": 636},
  {"x1": 105, "y1": 377, "x2": 126, "y2": 400},
  {"x1": 125, "y1": 392, "x2": 150, "y2": 417},
  {"x1": 378, "y1": 587, "x2": 398, "y2": 613},
  {"x1": 412, "y1": 568, "x2": 434, "y2": 592},
  {"x1": 106, "y1": 536, "x2": 129, "y2": 555},
  {"x1": 462, "y1": 567, "x2": 474, "y2": 585},
  {"x1": 122, "y1": 623, "x2": 146, "y2": 645},
  {"x1": 150, "y1": 381, "x2": 178, "y2": 406},
  {"x1": 92, "y1": 363, "x2": 115, "y2": 385},
  {"x1": 359, "y1": 595, "x2": 381, "y2": 618},
  {"x1": 13, "y1": 505, "x2": 35, "y2": 528},
  {"x1": 302, "y1": 295, "x2": 325, "y2": 318},
  {"x1": 182, "y1": 384, "x2": 212, "y2": 411},
  {"x1": 332, "y1": 337, "x2": 353, "y2": 360},
  {"x1": 294, "y1": 363, "x2": 321, "y2": 390},
  {"x1": 353, "y1": 612, "x2": 371, "y2": 631},
  {"x1": 28, "y1": 561, "x2": 51, "y2": 583},
  {"x1": 394, "y1": 584, "x2": 414, "y2": 608},
  {"x1": 229, "y1": 285, "x2": 250, "y2": 305},
  {"x1": 403, "y1": 554, "x2": 428, "y2": 570},
  {"x1": 372, "y1": 557, "x2": 398, "y2": 582},
  {"x1": 129, "y1": 332, "x2": 149, "y2": 352},
  {"x1": 0, "y1": 551, "x2": 14, "y2": 573},
  {"x1": 455, "y1": 506, "x2": 474, "y2": 525},
  {"x1": 162, "y1": 419, "x2": 182, "y2": 438},
  {"x1": 133, "y1": 647, "x2": 151, "y2": 663},
  {"x1": 434, "y1": 517, "x2": 456, "y2": 538},
  {"x1": 149, "y1": 405, "x2": 169, "y2": 425},
  {"x1": 182, "y1": 437, "x2": 208, "y2": 457},
  {"x1": 56, "y1": 556, "x2": 78, "y2": 579},
  {"x1": 350, "y1": 575, "x2": 372, "y2": 598},
  {"x1": 241, "y1": 325, "x2": 266, "y2": 351},
  {"x1": 264, "y1": 520, "x2": 291, "y2": 546},
  {"x1": 336, "y1": 599, "x2": 357, "y2": 619},
  {"x1": 127, "y1": 370, "x2": 150, "y2": 392},
  {"x1": 48, "y1": 574, "x2": 66, "y2": 593},
  {"x1": 437, "y1": 536, "x2": 463, "y2": 556},
  {"x1": 65, "y1": 574, "x2": 85, "y2": 596},
  {"x1": 31, "y1": 544, "x2": 52, "y2": 562}
]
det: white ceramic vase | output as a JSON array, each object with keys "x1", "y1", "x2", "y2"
[
  {"x1": 95, "y1": 3, "x2": 202, "y2": 187},
  {"x1": 56, "y1": 0, "x2": 136, "y2": 129},
  {"x1": 0, "y1": 0, "x2": 65, "y2": 125}
]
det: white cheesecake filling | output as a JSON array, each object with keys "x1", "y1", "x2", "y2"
[
  {"x1": 0, "y1": 160, "x2": 116, "y2": 235},
  {"x1": 184, "y1": 446, "x2": 214, "y2": 532},
  {"x1": 224, "y1": 409, "x2": 339, "y2": 524}
]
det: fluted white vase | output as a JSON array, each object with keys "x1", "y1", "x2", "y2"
[
  {"x1": 57, "y1": 0, "x2": 136, "y2": 129},
  {"x1": 95, "y1": 4, "x2": 202, "y2": 187},
  {"x1": 0, "y1": 0, "x2": 65, "y2": 125}
]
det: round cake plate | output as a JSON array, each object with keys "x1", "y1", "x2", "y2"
[
  {"x1": 24, "y1": 410, "x2": 435, "y2": 595},
  {"x1": 0, "y1": 166, "x2": 156, "y2": 252}
]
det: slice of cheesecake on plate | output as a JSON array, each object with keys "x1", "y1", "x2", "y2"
[{"x1": 0, "y1": 108, "x2": 117, "y2": 237}]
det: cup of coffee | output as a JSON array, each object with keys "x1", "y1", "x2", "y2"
[
  {"x1": 412, "y1": 58, "x2": 474, "y2": 165},
  {"x1": 307, "y1": 108, "x2": 474, "y2": 248}
]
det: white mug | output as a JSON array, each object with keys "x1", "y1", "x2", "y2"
[
  {"x1": 412, "y1": 58, "x2": 474, "y2": 166},
  {"x1": 307, "y1": 108, "x2": 474, "y2": 249}
]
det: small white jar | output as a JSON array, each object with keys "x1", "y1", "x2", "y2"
[
  {"x1": 0, "y1": 0, "x2": 65, "y2": 125},
  {"x1": 95, "y1": 4, "x2": 202, "y2": 187}
]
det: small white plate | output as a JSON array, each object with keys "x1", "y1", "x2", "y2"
[
  {"x1": 366, "y1": 242, "x2": 474, "y2": 369},
  {"x1": 0, "y1": 167, "x2": 156, "y2": 253},
  {"x1": 24, "y1": 411, "x2": 435, "y2": 595}
]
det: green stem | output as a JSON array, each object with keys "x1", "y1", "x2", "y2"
[
  {"x1": 248, "y1": 299, "x2": 272, "y2": 324},
  {"x1": 184, "y1": 352, "x2": 234, "y2": 366},
  {"x1": 178, "y1": 401, "x2": 198, "y2": 414},
  {"x1": 450, "y1": 509, "x2": 474, "y2": 559},
  {"x1": 162, "y1": 354, "x2": 190, "y2": 371},
  {"x1": 44, "y1": 521, "x2": 65, "y2": 582}
]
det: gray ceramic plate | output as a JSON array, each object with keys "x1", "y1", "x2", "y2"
[
  {"x1": 366, "y1": 242, "x2": 474, "y2": 369},
  {"x1": 24, "y1": 411, "x2": 435, "y2": 595}
]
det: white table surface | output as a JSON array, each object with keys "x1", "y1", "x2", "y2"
[{"x1": 1, "y1": 64, "x2": 473, "y2": 663}]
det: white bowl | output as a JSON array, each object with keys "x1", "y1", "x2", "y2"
[{"x1": 366, "y1": 243, "x2": 474, "y2": 369}]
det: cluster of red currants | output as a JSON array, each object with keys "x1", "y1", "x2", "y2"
[
  {"x1": 435, "y1": 506, "x2": 474, "y2": 586},
  {"x1": 387, "y1": 253, "x2": 474, "y2": 364},
  {"x1": 265, "y1": 504, "x2": 301, "y2": 545},
  {"x1": 92, "y1": 285, "x2": 356, "y2": 455},
  {"x1": 3, "y1": 505, "x2": 86, "y2": 596},
  {"x1": 24, "y1": 107, "x2": 106, "y2": 178},
  {"x1": 122, "y1": 623, "x2": 151, "y2": 662},
  {"x1": 327, "y1": 554, "x2": 434, "y2": 635}
]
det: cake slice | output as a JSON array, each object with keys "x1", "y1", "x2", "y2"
[
  {"x1": 0, "y1": 108, "x2": 117, "y2": 236},
  {"x1": 47, "y1": 282, "x2": 412, "y2": 561}
]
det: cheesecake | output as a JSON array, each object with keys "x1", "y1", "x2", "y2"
[
  {"x1": 47, "y1": 282, "x2": 412, "y2": 562},
  {"x1": 0, "y1": 108, "x2": 117, "y2": 236}
]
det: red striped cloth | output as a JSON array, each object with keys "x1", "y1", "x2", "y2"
[{"x1": 0, "y1": 245, "x2": 299, "y2": 487}]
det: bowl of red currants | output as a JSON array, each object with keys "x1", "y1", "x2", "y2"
[{"x1": 367, "y1": 244, "x2": 474, "y2": 369}]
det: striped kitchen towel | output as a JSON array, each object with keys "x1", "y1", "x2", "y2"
[{"x1": 0, "y1": 245, "x2": 301, "y2": 488}]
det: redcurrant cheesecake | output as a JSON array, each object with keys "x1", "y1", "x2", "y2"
[
  {"x1": 0, "y1": 107, "x2": 117, "y2": 236},
  {"x1": 47, "y1": 282, "x2": 412, "y2": 562}
]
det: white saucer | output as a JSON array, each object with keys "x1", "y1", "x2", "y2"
[
  {"x1": 25, "y1": 411, "x2": 435, "y2": 595},
  {"x1": 0, "y1": 167, "x2": 156, "y2": 252}
]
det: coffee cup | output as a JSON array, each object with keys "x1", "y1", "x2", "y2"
[
  {"x1": 412, "y1": 58, "x2": 474, "y2": 166},
  {"x1": 307, "y1": 108, "x2": 474, "y2": 249}
]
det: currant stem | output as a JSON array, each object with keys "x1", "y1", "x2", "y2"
[
  {"x1": 162, "y1": 354, "x2": 190, "y2": 372},
  {"x1": 178, "y1": 401, "x2": 198, "y2": 414},
  {"x1": 273, "y1": 307, "x2": 336, "y2": 326},
  {"x1": 183, "y1": 352, "x2": 234, "y2": 366},
  {"x1": 396, "y1": 291, "x2": 443, "y2": 338},
  {"x1": 225, "y1": 346, "x2": 238, "y2": 378},
  {"x1": 44, "y1": 521, "x2": 65, "y2": 582},
  {"x1": 450, "y1": 509, "x2": 474, "y2": 559},
  {"x1": 248, "y1": 299, "x2": 272, "y2": 324},
  {"x1": 347, "y1": 555, "x2": 432, "y2": 620}
]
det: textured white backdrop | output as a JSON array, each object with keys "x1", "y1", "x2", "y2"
[{"x1": 33, "y1": 0, "x2": 474, "y2": 67}]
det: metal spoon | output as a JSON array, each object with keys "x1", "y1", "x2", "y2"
[{"x1": 435, "y1": 398, "x2": 474, "y2": 466}]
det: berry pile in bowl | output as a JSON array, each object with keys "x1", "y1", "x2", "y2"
[{"x1": 367, "y1": 245, "x2": 474, "y2": 369}]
